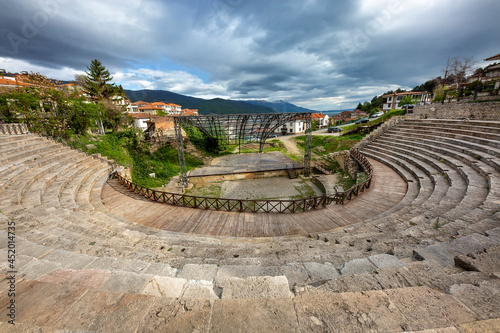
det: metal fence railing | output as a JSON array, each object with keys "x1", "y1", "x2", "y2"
[{"x1": 114, "y1": 148, "x2": 373, "y2": 213}]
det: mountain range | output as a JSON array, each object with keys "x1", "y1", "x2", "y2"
[
  {"x1": 124, "y1": 89, "x2": 273, "y2": 115},
  {"x1": 124, "y1": 89, "x2": 346, "y2": 115}
]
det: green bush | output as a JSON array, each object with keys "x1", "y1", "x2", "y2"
[{"x1": 68, "y1": 131, "x2": 203, "y2": 188}]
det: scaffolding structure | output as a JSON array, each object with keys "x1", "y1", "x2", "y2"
[{"x1": 174, "y1": 112, "x2": 312, "y2": 186}]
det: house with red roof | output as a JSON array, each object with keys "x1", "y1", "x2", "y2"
[
  {"x1": 311, "y1": 113, "x2": 329, "y2": 128},
  {"x1": 144, "y1": 116, "x2": 178, "y2": 139},
  {"x1": 0, "y1": 77, "x2": 29, "y2": 88},
  {"x1": 128, "y1": 112, "x2": 153, "y2": 131},
  {"x1": 181, "y1": 109, "x2": 199, "y2": 116},
  {"x1": 138, "y1": 105, "x2": 165, "y2": 115}
]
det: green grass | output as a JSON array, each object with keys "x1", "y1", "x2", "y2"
[
  {"x1": 67, "y1": 131, "x2": 203, "y2": 188},
  {"x1": 294, "y1": 134, "x2": 366, "y2": 157},
  {"x1": 291, "y1": 178, "x2": 320, "y2": 198},
  {"x1": 234, "y1": 140, "x2": 285, "y2": 154},
  {"x1": 185, "y1": 183, "x2": 222, "y2": 198}
]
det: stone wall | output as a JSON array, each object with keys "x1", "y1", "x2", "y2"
[
  {"x1": 330, "y1": 150, "x2": 359, "y2": 179},
  {"x1": 413, "y1": 102, "x2": 500, "y2": 120},
  {"x1": 353, "y1": 116, "x2": 405, "y2": 150}
]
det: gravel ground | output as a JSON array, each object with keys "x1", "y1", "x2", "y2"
[{"x1": 220, "y1": 177, "x2": 324, "y2": 200}]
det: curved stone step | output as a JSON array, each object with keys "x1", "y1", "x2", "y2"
[
  {"x1": 59, "y1": 162, "x2": 112, "y2": 210},
  {"x1": 372, "y1": 138, "x2": 489, "y2": 219},
  {"x1": 0, "y1": 146, "x2": 75, "y2": 189},
  {"x1": 75, "y1": 165, "x2": 112, "y2": 212},
  {"x1": 362, "y1": 147, "x2": 436, "y2": 207},
  {"x1": 41, "y1": 158, "x2": 105, "y2": 209},
  {"x1": 20, "y1": 154, "x2": 92, "y2": 209},
  {"x1": 395, "y1": 126, "x2": 500, "y2": 150}
]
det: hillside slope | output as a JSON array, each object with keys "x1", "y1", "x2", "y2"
[{"x1": 124, "y1": 89, "x2": 274, "y2": 115}]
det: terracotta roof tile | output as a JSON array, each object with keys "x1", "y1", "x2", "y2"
[
  {"x1": 485, "y1": 53, "x2": 500, "y2": 61},
  {"x1": 128, "y1": 113, "x2": 152, "y2": 119}
]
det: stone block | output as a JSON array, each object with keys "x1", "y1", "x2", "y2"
[
  {"x1": 83, "y1": 256, "x2": 117, "y2": 270},
  {"x1": 19, "y1": 259, "x2": 62, "y2": 280},
  {"x1": 303, "y1": 262, "x2": 340, "y2": 281},
  {"x1": 39, "y1": 249, "x2": 95, "y2": 270},
  {"x1": 66, "y1": 269, "x2": 112, "y2": 290},
  {"x1": 460, "y1": 318, "x2": 500, "y2": 333},
  {"x1": 210, "y1": 298, "x2": 299, "y2": 333},
  {"x1": 182, "y1": 280, "x2": 219, "y2": 300},
  {"x1": 143, "y1": 262, "x2": 177, "y2": 277},
  {"x1": 52, "y1": 290, "x2": 154, "y2": 332},
  {"x1": 449, "y1": 281, "x2": 500, "y2": 320},
  {"x1": 385, "y1": 286, "x2": 477, "y2": 330},
  {"x1": 294, "y1": 290, "x2": 411, "y2": 332},
  {"x1": 139, "y1": 276, "x2": 187, "y2": 298},
  {"x1": 109, "y1": 258, "x2": 150, "y2": 273},
  {"x1": 177, "y1": 264, "x2": 218, "y2": 281},
  {"x1": 100, "y1": 271, "x2": 152, "y2": 294},
  {"x1": 36, "y1": 268, "x2": 77, "y2": 284},
  {"x1": 339, "y1": 258, "x2": 376, "y2": 275},
  {"x1": 0, "y1": 280, "x2": 87, "y2": 327},
  {"x1": 368, "y1": 253, "x2": 403, "y2": 268},
  {"x1": 139, "y1": 298, "x2": 213, "y2": 333},
  {"x1": 221, "y1": 276, "x2": 292, "y2": 299}
]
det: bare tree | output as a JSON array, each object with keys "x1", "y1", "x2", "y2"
[
  {"x1": 442, "y1": 56, "x2": 476, "y2": 102},
  {"x1": 444, "y1": 56, "x2": 475, "y2": 88},
  {"x1": 73, "y1": 74, "x2": 87, "y2": 87}
]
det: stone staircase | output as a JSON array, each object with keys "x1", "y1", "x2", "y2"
[{"x1": 0, "y1": 122, "x2": 499, "y2": 332}]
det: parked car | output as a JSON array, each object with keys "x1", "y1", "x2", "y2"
[
  {"x1": 268, "y1": 133, "x2": 280, "y2": 138},
  {"x1": 327, "y1": 127, "x2": 342, "y2": 133},
  {"x1": 355, "y1": 118, "x2": 369, "y2": 124},
  {"x1": 370, "y1": 111, "x2": 384, "y2": 118}
]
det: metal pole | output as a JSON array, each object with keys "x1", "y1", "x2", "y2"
[
  {"x1": 304, "y1": 113, "x2": 312, "y2": 177},
  {"x1": 174, "y1": 118, "x2": 189, "y2": 187}
]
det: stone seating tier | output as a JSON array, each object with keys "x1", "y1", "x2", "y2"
[{"x1": 0, "y1": 119, "x2": 499, "y2": 332}]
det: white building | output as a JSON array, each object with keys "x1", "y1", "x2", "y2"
[
  {"x1": 277, "y1": 119, "x2": 309, "y2": 135},
  {"x1": 128, "y1": 113, "x2": 152, "y2": 131},
  {"x1": 382, "y1": 91, "x2": 431, "y2": 111}
]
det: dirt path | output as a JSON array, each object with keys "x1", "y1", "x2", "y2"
[
  {"x1": 277, "y1": 134, "x2": 303, "y2": 156},
  {"x1": 277, "y1": 130, "x2": 340, "y2": 158}
]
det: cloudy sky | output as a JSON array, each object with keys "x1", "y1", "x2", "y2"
[{"x1": 0, "y1": 0, "x2": 498, "y2": 110}]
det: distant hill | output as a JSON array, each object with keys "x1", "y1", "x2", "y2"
[
  {"x1": 242, "y1": 100, "x2": 352, "y2": 116},
  {"x1": 242, "y1": 100, "x2": 316, "y2": 113},
  {"x1": 322, "y1": 109, "x2": 353, "y2": 116},
  {"x1": 124, "y1": 89, "x2": 274, "y2": 115}
]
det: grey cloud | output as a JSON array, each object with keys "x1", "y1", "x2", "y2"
[{"x1": 1, "y1": 0, "x2": 499, "y2": 110}]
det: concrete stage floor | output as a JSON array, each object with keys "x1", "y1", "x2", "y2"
[{"x1": 189, "y1": 152, "x2": 303, "y2": 177}]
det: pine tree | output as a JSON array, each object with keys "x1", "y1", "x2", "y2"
[{"x1": 84, "y1": 59, "x2": 113, "y2": 99}]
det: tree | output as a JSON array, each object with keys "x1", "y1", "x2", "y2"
[
  {"x1": 83, "y1": 59, "x2": 126, "y2": 133},
  {"x1": 84, "y1": 59, "x2": 113, "y2": 99},
  {"x1": 413, "y1": 79, "x2": 438, "y2": 93},
  {"x1": 442, "y1": 56, "x2": 475, "y2": 88},
  {"x1": 398, "y1": 95, "x2": 418, "y2": 107},
  {"x1": 73, "y1": 74, "x2": 87, "y2": 87},
  {"x1": 432, "y1": 85, "x2": 445, "y2": 103}
]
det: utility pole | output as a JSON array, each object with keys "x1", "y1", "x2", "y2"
[{"x1": 442, "y1": 70, "x2": 448, "y2": 105}]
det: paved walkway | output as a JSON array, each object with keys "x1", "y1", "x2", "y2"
[{"x1": 101, "y1": 158, "x2": 407, "y2": 238}]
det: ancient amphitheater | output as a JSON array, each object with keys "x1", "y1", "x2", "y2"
[{"x1": 1, "y1": 117, "x2": 499, "y2": 332}]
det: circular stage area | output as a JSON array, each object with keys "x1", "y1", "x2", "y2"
[
  {"x1": 188, "y1": 152, "x2": 303, "y2": 184},
  {"x1": 101, "y1": 158, "x2": 407, "y2": 238}
]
